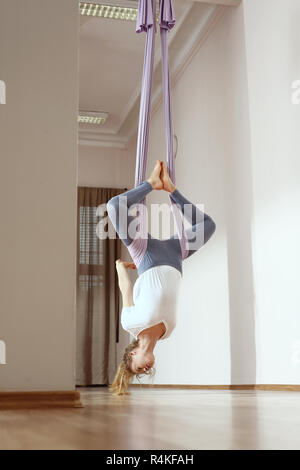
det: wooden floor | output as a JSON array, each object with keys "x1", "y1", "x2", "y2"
[{"x1": 0, "y1": 387, "x2": 300, "y2": 450}]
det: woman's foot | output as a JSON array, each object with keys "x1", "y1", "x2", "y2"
[
  {"x1": 161, "y1": 162, "x2": 176, "y2": 193},
  {"x1": 116, "y1": 259, "x2": 136, "y2": 270},
  {"x1": 115, "y1": 260, "x2": 134, "y2": 306},
  {"x1": 147, "y1": 160, "x2": 163, "y2": 190}
]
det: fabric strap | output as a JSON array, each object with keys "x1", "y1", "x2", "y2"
[{"x1": 129, "y1": 0, "x2": 188, "y2": 264}]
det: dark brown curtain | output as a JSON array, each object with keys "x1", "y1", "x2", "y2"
[{"x1": 76, "y1": 187, "x2": 125, "y2": 386}]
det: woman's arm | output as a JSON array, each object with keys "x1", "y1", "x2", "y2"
[{"x1": 170, "y1": 188, "x2": 216, "y2": 258}]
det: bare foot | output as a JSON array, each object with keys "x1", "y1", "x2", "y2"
[
  {"x1": 147, "y1": 160, "x2": 163, "y2": 190},
  {"x1": 115, "y1": 260, "x2": 134, "y2": 300},
  {"x1": 161, "y1": 162, "x2": 176, "y2": 193},
  {"x1": 116, "y1": 259, "x2": 136, "y2": 270}
]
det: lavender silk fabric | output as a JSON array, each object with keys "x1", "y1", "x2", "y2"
[{"x1": 128, "y1": 0, "x2": 188, "y2": 266}]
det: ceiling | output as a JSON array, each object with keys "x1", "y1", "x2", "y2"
[{"x1": 78, "y1": 0, "x2": 240, "y2": 148}]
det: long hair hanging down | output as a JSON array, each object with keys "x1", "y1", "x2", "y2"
[{"x1": 109, "y1": 338, "x2": 156, "y2": 395}]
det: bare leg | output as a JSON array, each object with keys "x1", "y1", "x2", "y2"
[{"x1": 116, "y1": 260, "x2": 135, "y2": 307}]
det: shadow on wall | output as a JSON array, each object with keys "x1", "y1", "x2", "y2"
[
  {"x1": 226, "y1": 188, "x2": 256, "y2": 385},
  {"x1": 223, "y1": 3, "x2": 257, "y2": 385},
  {"x1": 224, "y1": 111, "x2": 256, "y2": 384}
]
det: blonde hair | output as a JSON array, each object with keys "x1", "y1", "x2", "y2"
[{"x1": 109, "y1": 338, "x2": 156, "y2": 395}]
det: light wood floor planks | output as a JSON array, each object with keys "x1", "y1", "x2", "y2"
[{"x1": 0, "y1": 387, "x2": 300, "y2": 450}]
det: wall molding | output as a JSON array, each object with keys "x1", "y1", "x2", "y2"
[
  {"x1": 79, "y1": 2, "x2": 230, "y2": 146},
  {"x1": 0, "y1": 390, "x2": 83, "y2": 409},
  {"x1": 148, "y1": 4, "x2": 227, "y2": 125},
  {"x1": 130, "y1": 384, "x2": 300, "y2": 391},
  {"x1": 115, "y1": 1, "x2": 194, "y2": 135},
  {"x1": 78, "y1": 129, "x2": 128, "y2": 149},
  {"x1": 124, "y1": 3, "x2": 227, "y2": 140}
]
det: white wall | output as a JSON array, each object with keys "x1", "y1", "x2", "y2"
[
  {"x1": 135, "y1": 0, "x2": 300, "y2": 386},
  {"x1": 0, "y1": 0, "x2": 79, "y2": 391},
  {"x1": 78, "y1": 144, "x2": 135, "y2": 189},
  {"x1": 79, "y1": 0, "x2": 300, "y2": 387},
  {"x1": 221, "y1": 3, "x2": 256, "y2": 384},
  {"x1": 80, "y1": 0, "x2": 300, "y2": 387},
  {"x1": 243, "y1": 0, "x2": 300, "y2": 384},
  {"x1": 133, "y1": 5, "x2": 253, "y2": 385}
]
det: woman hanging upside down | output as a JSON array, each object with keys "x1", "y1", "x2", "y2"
[{"x1": 107, "y1": 160, "x2": 216, "y2": 395}]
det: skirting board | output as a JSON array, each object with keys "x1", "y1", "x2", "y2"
[
  {"x1": 130, "y1": 384, "x2": 300, "y2": 392},
  {"x1": 0, "y1": 390, "x2": 83, "y2": 409}
]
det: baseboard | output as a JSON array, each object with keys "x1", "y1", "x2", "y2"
[
  {"x1": 130, "y1": 384, "x2": 300, "y2": 391},
  {"x1": 253, "y1": 384, "x2": 300, "y2": 391},
  {"x1": 0, "y1": 390, "x2": 83, "y2": 409}
]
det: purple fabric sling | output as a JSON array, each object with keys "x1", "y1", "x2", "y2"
[{"x1": 128, "y1": 0, "x2": 188, "y2": 266}]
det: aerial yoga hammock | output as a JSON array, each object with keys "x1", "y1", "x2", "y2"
[{"x1": 108, "y1": 0, "x2": 216, "y2": 395}]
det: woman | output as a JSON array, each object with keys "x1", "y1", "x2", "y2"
[{"x1": 107, "y1": 161, "x2": 216, "y2": 395}]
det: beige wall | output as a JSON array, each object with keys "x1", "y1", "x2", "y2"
[
  {"x1": 78, "y1": 144, "x2": 135, "y2": 189},
  {"x1": 0, "y1": 0, "x2": 79, "y2": 390}
]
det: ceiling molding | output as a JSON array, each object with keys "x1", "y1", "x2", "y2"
[
  {"x1": 171, "y1": 5, "x2": 227, "y2": 88},
  {"x1": 115, "y1": 0, "x2": 193, "y2": 135},
  {"x1": 147, "y1": 4, "x2": 227, "y2": 123},
  {"x1": 79, "y1": 1, "x2": 230, "y2": 147},
  {"x1": 78, "y1": 129, "x2": 128, "y2": 149},
  {"x1": 122, "y1": 3, "x2": 227, "y2": 140},
  {"x1": 188, "y1": 0, "x2": 241, "y2": 5}
]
